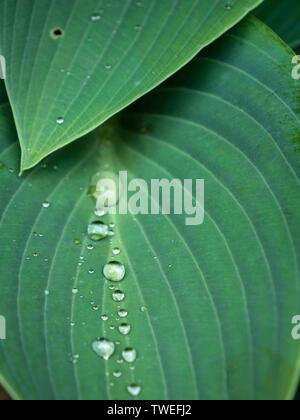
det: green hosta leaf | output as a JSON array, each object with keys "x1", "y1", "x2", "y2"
[
  {"x1": 0, "y1": 0, "x2": 263, "y2": 171},
  {"x1": 0, "y1": 16, "x2": 300, "y2": 400},
  {"x1": 255, "y1": 0, "x2": 300, "y2": 49}
]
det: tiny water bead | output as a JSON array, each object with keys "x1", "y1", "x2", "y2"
[
  {"x1": 118, "y1": 309, "x2": 128, "y2": 318},
  {"x1": 127, "y1": 384, "x2": 142, "y2": 397},
  {"x1": 88, "y1": 221, "x2": 109, "y2": 241},
  {"x1": 103, "y1": 261, "x2": 126, "y2": 282},
  {"x1": 95, "y1": 209, "x2": 106, "y2": 217},
  {"x1": 224, "y1": 3, "x2": 233, "y2": 10},
  {"x1": 118, "y1": 323, "x2": 131, "y2": 335},
  {"x1": 113, "y1": 370, "x2": 122, "y2": 378},
  {"x1": 71, "y1": 354, "x2": 80, "y2": 365},
  {"x1": 92, "y1": 338, "x2": 115, "y2": 360},
  {"x1": 141, "y1": 306, "x2": 148, "y2": 313},
  {"x1": 112, "y1": 290, "x2": 125, "y2": 302},
  {"x1": 112, "y1": 247, "x2": 121, "y2": 256},
  {"x1": 88, "y1": 268, "x2": 95, "y2": 275},
  {"x1": 56, "y1": 117, "x2": 65, "y2": 125},
  {"x1": 72, "y1": 288, "x2": 79, "y2": 295},
  {"x1": 101, "y1": 314, "x2": 109, "y2": 321},
  {"x1": 122, "y1": 348, "x2": 137, "y2": 363},
  {"x1": 91, "y1": 13, "x2": 101, "y2": 21},
  {"x1": 42, "y1": 201, "x2": 51, "y2": 209}
]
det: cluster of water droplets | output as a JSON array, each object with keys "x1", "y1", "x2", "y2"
[{"x1": 84, "y1": 170, "x2": 142, "y2": 397}]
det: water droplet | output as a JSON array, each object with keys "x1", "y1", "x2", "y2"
[
  {"x1": 127, "y1": 384, "x2": 142, "y2": 397},
  {"x1": 105, "y1": 64, "x2": 112, "y2": 70},
  {"x1": 112, "y1": 290, "x2": 125, "y2": 302},
  {"x1": 94, "y1": 209, "x2": 106, "y2": 217},
  {"x1": 88, "y1": 268, "x2": 95, "y2": 275},
  {"x1": 87, "y1": 244, "x2": 94, "y2": 251},
  {"x1": 71, "y1": 353, "x2": 80, "y2": 364},
  {"x1": 103, "y1": 261, "x2": 126, "y2": 282},
  {"x1": 72, "y1": 288, "x2": 78, "y2": 295},
  {"x1": 42, "y1": 201, "x2": 51, "y2": 208},
  {"x1": 44, "y1": 290, "x2": 50, "y2": 296},
  {"x1": 118, "y1": 323, "x2": 131, "y2": 335},
  {"x1": 56, "y1": 117, "x2": 65, "y2": 125},
  {"x1": 118, "y1": 309, "x2": 128, "y2": 318},
  {"x1": 122, "y1": 348, "x2": 137, "y2": 363},
  {"x1": 92, "y1": 338, "x2": 115, "y2": 360},
  {"x1": 134, "y1": 24, "x2": 142, "y2": 31},
  {"x1": 88, "y1": 221, "x2": 109, "y2": 241},
  {"x1": 101, "y1": 314, "x2": 108, "y2": 321},
  {"x1": 112, "y1": 247, "x2": 121, "y2": 256},
  {"x1": 141, "y1": 306, "x2": 148, "y2": 313},
  {"x1": 113, "y1": 370, "x2": 122, "y2": 378},
  {"x1": 91, "y1": 13, "x2": 101, "y2": 21},
  {"x1": 224, "y1": 3, "x2": 233, "y2": 10}
]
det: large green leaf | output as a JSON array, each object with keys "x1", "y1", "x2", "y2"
[
  {"x1": 255, "y1": 0, "x2": 300, "y2": 49},
  {"x1": 0, "y1": 0, "x2": 262, "y2": 172},
  {"x1": 0, "y1": 16, "x2": 300, "y2": 400}
]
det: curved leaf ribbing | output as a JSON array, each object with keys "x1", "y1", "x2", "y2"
[
  {"x1": 0, "y1": 0, "x2": 262, "y2": 171},
  {"x1": 0, "y1": 16, "x2": 299, "y2": 400}
]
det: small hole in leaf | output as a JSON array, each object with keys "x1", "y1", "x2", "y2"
[{"x1": 50, "y1": 28, "x2": 64, "y2": 39}]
